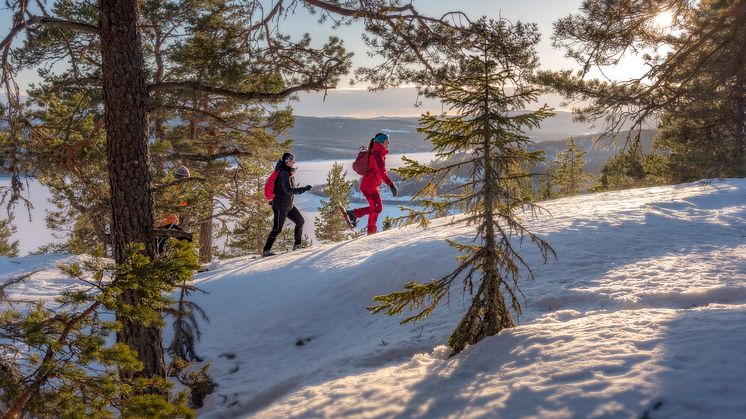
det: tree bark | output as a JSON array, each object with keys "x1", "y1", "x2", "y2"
[
  {"x1": 153, "y1": 32, "x2": 166, "y2": 175},
  {"x1": 99, "y1": 0, "x2": 165, "y2": 378},
  {"x1": 198, "y1": 203, "x2": 213, "y2": 263}
]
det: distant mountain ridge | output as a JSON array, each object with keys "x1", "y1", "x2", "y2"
[{"x1": 286, "y1": 111, "x2": 602, "y2": 160}]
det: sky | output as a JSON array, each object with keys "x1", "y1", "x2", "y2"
[
  {"x1": 0, "y1": 0, "x2": 654, "y2": 117},
  {"x1": 5, "y1": 178, "x2": 745, "y2": 417}
]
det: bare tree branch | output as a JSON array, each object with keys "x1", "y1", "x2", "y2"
[
  {"x1": 166, "y1": 150, "x2": 254, "y2": 162},
  {"x1": 148, "y1": 74, "x2": 336, "y2": 100},
  {"x1": 0, "y1": 15, "x2": 97, "y2": 51}
]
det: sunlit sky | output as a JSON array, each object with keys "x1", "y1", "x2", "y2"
[{"x1": 0, "y1": 0, "x2": 657, "y2": 117}]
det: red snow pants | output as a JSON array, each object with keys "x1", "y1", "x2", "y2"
[{"x1": 353, "y1": 188, "x2": 383, "y2": 235}]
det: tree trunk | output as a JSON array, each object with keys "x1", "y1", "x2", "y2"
[
  {"x1": 736, "y1": 83, "x2": 745, "y2": 174},
  {"x1": 199, "y1": 201, "x2": 213, "y2": 263},
  {"x1": 99, "y1": 0, "x2": 165, "y2": 378},
  {"x1": 153, "y1": 33, "x2": 166, "y2": 174},
  {"x1": 733, "y1": 9, "x2": 746, "y2": 174}
]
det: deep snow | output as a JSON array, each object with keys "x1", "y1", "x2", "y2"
[{"x1": 3, "y1": 179, "x2": 746, "y2": 418}]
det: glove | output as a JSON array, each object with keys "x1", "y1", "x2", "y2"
[
  {"x1": 389, "y1": 182, "x2": 398, "y2": 197},
  {"x1": 304, "y1": 185, "x2": 312, "y2": 192}
]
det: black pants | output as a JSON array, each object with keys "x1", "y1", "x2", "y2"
[{"x1": 263, "y1": 205, "x2": 304, "y2": 252}]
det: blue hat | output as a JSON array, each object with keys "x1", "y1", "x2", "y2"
[{"x1": 374, "y1": 132, "x2": 389, "y2": 144}]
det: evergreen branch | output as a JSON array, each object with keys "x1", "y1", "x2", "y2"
[
  {"x1": 244, "y1": 0, "x2": 285, "y2": 34},
  {"x1": 0, "y1": 16, "x2": 98, "y2": 52},
  {"x1": 0, "y1": 270, "x2": 41, "y2": 302},
  {"x1": 368, "y1": 251, "x2": 478, "y2": 325},
  {"x1": 303, "y1": 0, "x2": 469, "y2": 25}
]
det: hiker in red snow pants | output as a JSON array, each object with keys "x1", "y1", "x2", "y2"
[{"x1": 346, "y1": 132, "x2": 398, "y2": 235}]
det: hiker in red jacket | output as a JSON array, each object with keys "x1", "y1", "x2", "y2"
[{"x1": 345, "y1": 132, "x2": 398, "y2": 235}]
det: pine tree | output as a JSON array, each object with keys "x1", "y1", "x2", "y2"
[
  {"x1": 0, "y1": 216, "x2": 19, "y2": 257},
  {"x1": 152, "y1": 1, "x2": 295, "y2": 263},
  {"x1": 369, "y1": 18, "x2": 555, "y2": 355},
  {"x1": 23, "y1": 90, "x2": 111, "y2": 255},
  {"x1": 0, "y1": 241, "x2": 199, "y2": 417},
  {"x1": 653, "y1": 78, "x2": 742, "y2": 181},
  {"x1": 539, "y1": 0, "x2": 746, "y2": 179},
  {"x1": 315, "y1": 162, "x2": 353, "y2": 243},
  {"x1": 1, "y1": 0, "x2": 478, "y2": 382},
  {"x1": 553, "y1": 137, "x2": 590, "y2": 197},
  {"x1": 223, "y1": 177, "x2": 275, "y2": 256}
]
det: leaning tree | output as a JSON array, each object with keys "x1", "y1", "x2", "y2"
[{"x1": 0, "y1": 0, "x2": 472, "y2": 379}]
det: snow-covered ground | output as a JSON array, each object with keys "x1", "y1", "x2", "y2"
[{"x1": 3, "y1": 179, "x2": 746, "y2": 418}]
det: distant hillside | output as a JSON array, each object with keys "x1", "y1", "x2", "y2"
[
  {"x1": 286, "y1": 111, "x2": 602, "y2": 160},
  {"x1": 532, "y1": 129, "x2": 658, "y2": 174},
  {"x1": 285, "y1": 116, "x2": 427, "y2": 160}
]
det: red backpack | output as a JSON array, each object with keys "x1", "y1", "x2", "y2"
[
  {"x1": 264, "y1": 170, "x2": 280, "y2": 202},
  {"x1": 352, "y1": 147, "x2": 370, "y2": 176}
]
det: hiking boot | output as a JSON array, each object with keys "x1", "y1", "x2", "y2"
[
  {"x1": 345, "y1": 209, "x2": 358, "y2": 227},
  {"x1": 292, "y1": 243, "x2": 308, "y2": 251},
  {"x1": 261, "y1": 250, "x2": 276, "y2": 258}
]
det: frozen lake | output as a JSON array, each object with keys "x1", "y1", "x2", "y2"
[{"x1": 291, "y1": 151, "x2": 440, "y2": 185}]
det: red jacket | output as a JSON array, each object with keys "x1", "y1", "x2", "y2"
[{"x1": 360, "y1": 142, "x2": 392, "y2": 191}]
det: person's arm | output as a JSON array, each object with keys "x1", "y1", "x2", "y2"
[
  {"x1": 372, "y1": 151, "x2": 393, "y2": 186},
  {"x1": 278, "y1": 171, "x2": 308, "y2": 195}
]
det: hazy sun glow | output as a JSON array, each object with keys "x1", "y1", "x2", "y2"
[{"x1": 652, "y1": 11, "x2": 674, "y2": 28}]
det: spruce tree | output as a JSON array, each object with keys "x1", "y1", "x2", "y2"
[
  {"x1": 369, "y1": 18, "x2": 555, "y2": 355},
  {"x1": 553, "y1": 137, "x2": 590, "y2": 197},
  {"x1": 315, "y1": 162, "x2": 353, "y2": 243}
]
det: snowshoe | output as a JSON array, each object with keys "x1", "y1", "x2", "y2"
[{"x1": 337, "y1": 205, "x2": 357, "y2": 230}]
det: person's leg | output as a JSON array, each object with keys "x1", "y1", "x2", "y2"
[
  {"x1": 364, "y1": 189, "x2": 383, "y2": 235},
  {"x1": 352, "y1": 200, "x2": 370, "y2": 219},
  {"x1": 263, "y1": 205, "x2": 288, "y2": 252},
  {"x1": 353, "y1": 187, "x2": 379, "y2": 219},
  {"x1": 286, "y1": 206, "x2": 305, "y2": 247}
]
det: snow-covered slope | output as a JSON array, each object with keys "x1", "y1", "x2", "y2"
[
  {"x1": 184, "y1": 179, "x2": 746, "y2": 418},
  {"x1": 4, "y1": 179, "x2": 746, "y2": 418}
]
